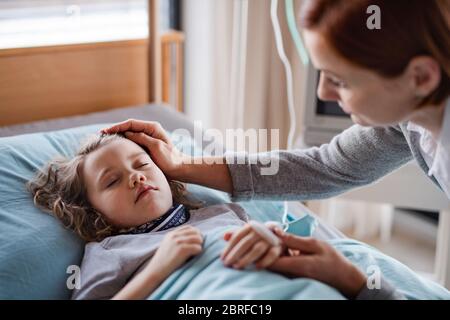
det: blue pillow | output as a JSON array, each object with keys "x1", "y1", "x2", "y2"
[
  {"x1": 0, "y1": 124, "x2": 232, "y2": 299},
  {"x1": 0, "y1": 126, "x2": 96, "y2": 299}
]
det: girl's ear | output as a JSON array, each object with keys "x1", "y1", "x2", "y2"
[{"x1": 406, "y1": 56, "x2": 442, "y2": 99}]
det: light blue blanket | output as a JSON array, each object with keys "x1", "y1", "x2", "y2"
[
  {"x1": 149, "y1": 202, "x2": 450, "y2": 300},
  {"x1": 149, "y1": 227, "x2": 449, "y2": 300}
]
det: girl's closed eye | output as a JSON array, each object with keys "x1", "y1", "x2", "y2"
[
  {"x1": 138, "y1": 163, "x2": 150, "y2": 168},
  {"x1": 106, "y1": 177, "x2": 120, "y2": 189},
  {"x1": 103, "y1": 162, "x2": 149, "y2": 189}
]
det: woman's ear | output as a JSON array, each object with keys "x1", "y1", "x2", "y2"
[{"x1": 406, "y1": 56, "x2": 442, "y2": 99}]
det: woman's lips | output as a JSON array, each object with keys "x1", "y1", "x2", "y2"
[
  {"x1": 135, "y1": 185, "x2": 158, "y2": 203},
  {"x1": 338, "y1": 101, "x2": 351, "y2": 114}
]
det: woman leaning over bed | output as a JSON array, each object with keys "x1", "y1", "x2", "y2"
[{"x1": 103, "y1": 0, "x2": 450, "y2": 296}]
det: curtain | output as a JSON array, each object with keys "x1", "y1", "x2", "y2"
[{"x1": 183, "y1": 0, "x2": 308, "y2": 150}]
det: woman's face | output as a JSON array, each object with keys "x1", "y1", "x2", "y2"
[
  {"x1": 82, "y1": 138, "x2": 173, "y2": 228},
  {"x1": 303, "y1": 30, "x2": 421, "y2": 126}
]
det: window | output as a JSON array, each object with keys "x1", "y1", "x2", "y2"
[{"x1": 0, "y1": 0, "x2": 176, "y2": 49}]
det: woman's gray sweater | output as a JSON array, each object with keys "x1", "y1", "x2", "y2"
[
  {"x1": 226, "y1": 123, "x2": 441, "y2": 201},
  {"x1": 226, "y1": 122, "x2": 443, "y2": 300}
]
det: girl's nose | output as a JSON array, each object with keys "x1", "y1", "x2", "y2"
[{"x1": 129, "y1": 172, "x2": 147, "y2": 188}]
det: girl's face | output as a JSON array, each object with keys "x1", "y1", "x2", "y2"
[
  {"x1": 82, "y1": 138, "x2": 173, "y2": 228},
  {"x1": 303, "y1": 30, "x2": 438, "y2": 127}
]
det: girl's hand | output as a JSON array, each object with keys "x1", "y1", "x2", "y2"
[
  {"x1": 101, "y1": 119, "x2": 191, "y2": 180},
  {"x1": 112, "y1": 225, "x2": 203, "y2": 300},
  {"x1": 220, "y1": 224, "x2": 283, "y2": 270},
  {"x1": 147, "y1": 225, "x2": 203, "y2": 281},
  {"x1": 268, "y1": 229, "x2": 367, "y2": 299}
]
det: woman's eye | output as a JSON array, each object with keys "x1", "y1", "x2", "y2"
[{"x1": 327, "y1": 76, "x2": 346, "y2": 88}]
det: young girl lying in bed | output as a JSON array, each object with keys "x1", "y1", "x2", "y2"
[{"x1": 27, "y1": 133, "x2": 401, "y2": 300}]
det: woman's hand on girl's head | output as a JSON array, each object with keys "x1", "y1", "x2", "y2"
[
  {"x1": 101, "y1": 119, "x2": 191, "y2": 180},
  {"x1": 268, "y1": 230, "x2": 367, "y2": 299},
  {"x1": 102, "y1": 119, "x2": 171, "y2": 144},
  {"x1": 221, "y1": 224, "x2": 283, "y2": 270},
  {"x1": 146, "y1": 225, "x2": 203, "y2": 281}
]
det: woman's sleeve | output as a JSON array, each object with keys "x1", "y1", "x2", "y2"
[
  {"x1": 225, "y1": 124, "x2": 413, "y2": 201},
  {"x1": 355, "y1": 277, "x2": 406, "y2": 300}
]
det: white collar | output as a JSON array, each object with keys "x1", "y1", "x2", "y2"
[
  {"x1": 406, "y1": 99, "x2": 450, "y2": 199},
  {"x1": 439, "y1": 98, "x2": 450, "y2": 147},
  {"x1": 406, "y1": 99, "x2": 450, "y2": 160}
]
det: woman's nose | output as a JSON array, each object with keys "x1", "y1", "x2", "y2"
[
  {"x1": 317, "y1": 74, "x2": 339, "y2": 102},
  {"x1": 129, "y1": 172, "x2": 147, "y2": 188}
]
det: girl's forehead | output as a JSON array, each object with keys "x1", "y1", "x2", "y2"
[
  {"x1": 85, "y1": 139, "x2": 144, "y2": 168},
  {"x1": 102, "y1": 138, "x2": 142, "y2": 154}
]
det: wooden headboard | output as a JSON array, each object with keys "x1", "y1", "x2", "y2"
[
  {"x1": 0, "y1": 0, "x2": 183, "y2": 127},
  {"x1": 0, "y1": 40, "x2": 149, "y2": 126}
]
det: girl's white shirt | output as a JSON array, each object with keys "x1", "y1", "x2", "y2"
[{"x1": 407, "y1": 98, "x2": 450, "y2": 199}]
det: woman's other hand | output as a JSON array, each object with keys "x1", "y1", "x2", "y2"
[{"x1": 268, "y1": 229, "x2": 367, "y2": 299}]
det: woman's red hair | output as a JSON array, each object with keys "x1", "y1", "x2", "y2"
[{"x1": 300, "y1": 0, "x2": 450, "y2": 106}]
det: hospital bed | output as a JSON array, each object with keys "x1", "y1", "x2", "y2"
[
  {"x1": 0, "y1": 0, "x2": 448, "y2": 299},
  {"x1": 1, "y1": 103, "x2": 449, "y2": 299}
]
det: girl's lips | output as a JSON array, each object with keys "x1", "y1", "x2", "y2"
[{"x1": 135, "y1": 185, "x2": 158, "y2": 203}]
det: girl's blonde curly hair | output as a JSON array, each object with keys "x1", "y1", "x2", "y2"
[{"x1": 27, "y1": 134, "x2": 200, "y2": 242}]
